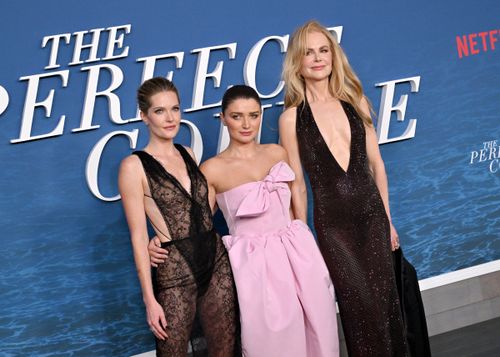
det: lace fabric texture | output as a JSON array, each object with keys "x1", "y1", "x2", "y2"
[
  {"x1": 296, "y1": 100, "x2": 409, "y2": 357},
  {"x1": 134, "y1": 145, "x2": 239, "y2": 357}
]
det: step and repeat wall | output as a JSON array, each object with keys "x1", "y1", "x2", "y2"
[{"x1": 1, "y1": 0, "x2": 498, "y2": 355}]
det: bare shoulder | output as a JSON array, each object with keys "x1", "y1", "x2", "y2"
[
  {"x1": 279, "y1": 106, "x2": 297, "y2": 124},
  {"x1": 359, "y1": 96, "x2": 374, "y2": 126},
  {"x1": 262, "y1": 143, "x2": 287, "y2": 161},
  {"x1": 279, "y1": 107, "x2": 298, "y2": 139},
  {"x1": 120, "y1": 154, "x2": 142, "y2": 173},
  {"x1": 118, "y1": 154, "x2": 144, "y2": 191},
  {"x1": 199, "y1": 155, "x2": 223, "y2": 179}
]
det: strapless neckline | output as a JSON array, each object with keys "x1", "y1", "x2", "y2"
[{"x1": 215, "y1": 160, "x2": 287, "y2": 197}]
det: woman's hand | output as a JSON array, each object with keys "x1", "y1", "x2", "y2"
[
  {"x1": 145, "y1": 298, "x2": 168, "y2": 340},
  {"x1": 390, "y1": 222, "x2": 400, "y2": 251},
  {"x1": 148, "y1": 236, "x2": 168, "y2": 267}
]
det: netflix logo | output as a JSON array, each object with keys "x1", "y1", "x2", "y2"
[{"x1": 456, "y1": 29, "x2": 499, "y2": 58}]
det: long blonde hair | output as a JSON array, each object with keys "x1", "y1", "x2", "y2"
[{"x1": 283, "y1": 20, "x2": 373, "y2": 125}]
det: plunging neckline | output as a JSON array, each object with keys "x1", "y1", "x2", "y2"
[
  {"x1": 306, "y1": 99, "x2": 353, "y2": 175},
  {"x1": 142, "y1": 145, "x2": 193, "y2": 198}
]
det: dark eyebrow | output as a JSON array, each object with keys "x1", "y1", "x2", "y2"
[{"x1": 229, "y1": 111, "x2": 260, "y2": 115}]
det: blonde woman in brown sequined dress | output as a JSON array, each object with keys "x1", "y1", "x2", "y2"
[{"x1": 279, "y1": 20, "x2": 409, "y2": 356}]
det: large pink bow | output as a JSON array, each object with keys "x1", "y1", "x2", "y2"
[{"x1": 235, "y1": 161, "x2": 295, "y2": 217}]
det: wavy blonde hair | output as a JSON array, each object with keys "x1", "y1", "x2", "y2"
[{"x1": 283, "y1": 20, "x2": 373, "y2": 125}]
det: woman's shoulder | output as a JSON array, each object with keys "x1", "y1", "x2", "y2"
[
  {"x1": 120, "y1": 153, "x2": 142, "y2": 169},
  {"x1": 279, "y1": 106, "x2": 298, "y2": 122},
  {"x1": 199, "y1": 155, "x2": 225, "y2": 178},
  {"x1": 261, "y1": 143, "x2": 287, "y2": 161},
  {"x1": 118, "y1": 154, "x2": 144, "y2": 184}
]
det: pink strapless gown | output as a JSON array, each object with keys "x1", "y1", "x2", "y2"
[{"x1": 216, "y1": 161, "x2": 339, "y2": 357}]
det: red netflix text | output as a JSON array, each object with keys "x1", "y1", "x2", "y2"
[{"x1": 456, "y1": 29, "x2": 499, "y2": 58}]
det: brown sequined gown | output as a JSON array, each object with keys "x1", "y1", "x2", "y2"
[
  {"x1": 134, "y1": 144, "x2": 239, "y2": 357},
  {"x1": 296, "y1": 100, "x2": 409, "y2": 356}
]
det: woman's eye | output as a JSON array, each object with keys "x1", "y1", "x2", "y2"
[
  {"x1": 172, "y1": 106, "x2": 180, "y2": 112},
  {"x1": 155, "y1": 109, "x2": 163, "y2": 114},
  {"x1": 231, "y1": 115, "x2": 240, "y2": 120}
]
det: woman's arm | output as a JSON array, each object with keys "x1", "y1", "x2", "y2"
[
  {"x1": 118, "y1": 156, "x2": 168, "y2": 339},
  {"x1": 360, "y1": 98, "x2": 400, "y2": 251},
  {"x1": 199, "y1": 159, "x2": 219, "y2": 214},
  {"x1": 279, "y1": 108, "x2": 307, "y2": 222}
]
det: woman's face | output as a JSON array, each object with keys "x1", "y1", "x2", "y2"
[
  {"x1": 221, "y1": 98, "x2": 261, "y2": 144},
  {"x1": 141, "y1": 90, "x2": 181, "y2": 140},
  {"x1": 299, "y1": 31, "x2": 333, "y2": 82}
]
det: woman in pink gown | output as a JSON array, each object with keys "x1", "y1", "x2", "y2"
[{"x1": 199, "y1": 85, "x2": 339, "y2": 357}]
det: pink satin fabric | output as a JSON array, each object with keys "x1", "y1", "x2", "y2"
[{"x1": 216, "y1": 161, "x2": 339, "y2": 357}]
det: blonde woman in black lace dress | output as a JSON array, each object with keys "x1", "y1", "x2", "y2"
[{"x1": 118, "y1": 77, "x2": 238, "y2": 357}]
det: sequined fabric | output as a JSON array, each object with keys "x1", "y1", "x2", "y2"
[
  {"x1": 134, "y1": 145, "x2": 239, "y2": 357},
  {"x1": 296, "y1": 100, "x2": 409, "y2": 356}
]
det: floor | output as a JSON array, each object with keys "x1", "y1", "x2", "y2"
[
  {"x1": 429, "y1": 317, "x2": 500, "y2": 357},
  {"x1": 185, "y1": 317, "x2": 500, "y2": 356}
]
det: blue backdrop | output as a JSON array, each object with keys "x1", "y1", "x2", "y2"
[{"x1": 1, "y1": 0, "x2": 499, "y2": 355}]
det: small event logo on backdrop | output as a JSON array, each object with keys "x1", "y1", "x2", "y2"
[{"x1": 470, "y1": 139, "x2": 500, "y2": 173}]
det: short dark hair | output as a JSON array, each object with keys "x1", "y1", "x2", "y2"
[
  {"x1": 137, "y1": 77, "x2": 180, "y2": 113},
  {"x1": 221, "y1": 85, "x2": 261, "y2": 114}
]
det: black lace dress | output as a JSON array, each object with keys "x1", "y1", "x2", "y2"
[
  {"x1": 134, "y1": 144, "x2": 239, "y2": 357},
  {"x1": 296, "y1": 100, "x2": 409, "y2": 356}
]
